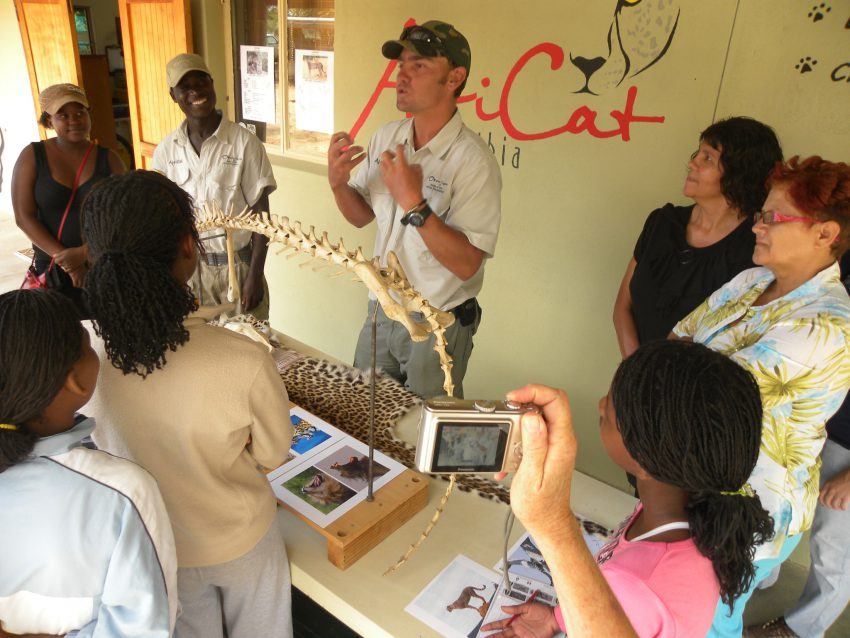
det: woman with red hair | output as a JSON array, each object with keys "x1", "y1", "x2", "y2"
[
  {"x1": 672, "y1": 156, "x2": 850, "y2": 637},
  {"x1": 746, "y1": 158, "x2": 850, "y2": 638}
]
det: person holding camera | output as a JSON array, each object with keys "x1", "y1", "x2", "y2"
[
  {"x1": 482, "y1": 340, "x2": 773, "y2": 638},
  {"x1": 327, "y1": 21, "x2": 501, "y2": 398}
]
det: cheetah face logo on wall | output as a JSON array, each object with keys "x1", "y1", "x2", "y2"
[{"x1": 571, "y1": 0, "x2": 680, "y2": 95}]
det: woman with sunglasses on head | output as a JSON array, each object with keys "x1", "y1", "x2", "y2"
[
  {"x1": 672, "y1": 156, "x2": 850, "y2": 637},
  {"x1": 11, "y1": 83, "x2": 124, "y2": 300},
  {"x1": 613, "y1": 117, "x2": 782, "y2": 358}
]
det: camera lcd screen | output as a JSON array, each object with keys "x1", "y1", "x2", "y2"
[{"x1": 432, "y1": 422, "x2": 509, "y2": 472}]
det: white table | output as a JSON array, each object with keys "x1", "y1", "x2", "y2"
[{"x1": 275, "y1": 333, "x2": 637, "y2": 638}]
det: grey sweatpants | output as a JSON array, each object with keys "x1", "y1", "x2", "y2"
[
  {"x1": 353, "y1": 299, "x2": 480, "y2": 399},
  {"x1": 175, "y1": 519, "x2": 292, "y2": 638},
  {"x1": 785, "y1": 439, "x2": 850, "y2": 638}
]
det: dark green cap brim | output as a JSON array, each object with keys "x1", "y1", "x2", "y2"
[{"x1": 382, "y1": 39, "x2": 429, "y2": 61}]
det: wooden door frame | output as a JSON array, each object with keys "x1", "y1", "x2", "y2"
[
  {"x1": 14, "y1": 0, "x2": 83, "y2": 140},
  {"x1": 117, "y1": 0, "x2": 193, "y2": 168}
]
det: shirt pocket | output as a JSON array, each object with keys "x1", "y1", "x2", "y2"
[
  {"x1": 169, "y1": 162, "x2": 191, "y2": 188},
  {"x1": 402, "y1": 220, "x2": 437, "y2": 266},
  {"x1": 212, "y1": 162, "x2": 240, "y2": 195},
  {"x1": 367, "y1": 176, "x2": 396, "y2": 238}
]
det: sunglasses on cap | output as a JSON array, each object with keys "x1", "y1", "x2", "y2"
[{"x1": 400, "y1": 25, "x2": 449, "y2": 59}]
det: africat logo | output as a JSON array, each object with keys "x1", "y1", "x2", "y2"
[
  {"x1": 350, "y1": 2, "x2": 680, "y2": 144},
  {"x1": 571, "y1": 0, "x2": 680, "y2": 95}
]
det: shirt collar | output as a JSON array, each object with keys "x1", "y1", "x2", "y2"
[
  {"x1": 792, "y1": 261, "x2": 842, "y2": 299},
  {"x1": 176, "y1": 111, "x2": 233, "y2": 146},
  {"x1": 402, "y1": 110, "x2": 464, "y2": 160},
  {"x1": 33, "y1": 417, "x2": 96, "y2": 458},
  {"x1": 735, "y1": 261, "x2": 841, "y2": 311}
]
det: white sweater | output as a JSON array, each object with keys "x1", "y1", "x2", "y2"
[{"x1": 86, "y1": 313, "x2": 292, "y2": 567}]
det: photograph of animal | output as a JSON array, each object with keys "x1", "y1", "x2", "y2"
[
  {"x1": 290, "y1": 415, "x2": 332, "y2": 455},
  {"x1": 315, "y1": 445, "x2": 393, "y2": 491},
  {"x1": 405, "y1": 555, "x2": 499, "y2": 636},
  {"x1": 330, "y1": 455, "x2": 389, "y2": 480},
  {"x1": 282, "y1": 466, "x2": 355, "y2": 514},
  {"x1": 446, "y1": 584, "x2": 489, "y2": 614}
]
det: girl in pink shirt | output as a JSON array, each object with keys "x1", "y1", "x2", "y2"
[{"x1": 483, "y1": 340, "x2": 774, "y2": 638}]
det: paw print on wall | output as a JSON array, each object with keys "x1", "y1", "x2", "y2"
[
  {"x1": 808, "y1": 3, "x2": 831, "y2": 22},
  {"x1": 796, "y1": 57, "x2": 818, "y2": 73}
]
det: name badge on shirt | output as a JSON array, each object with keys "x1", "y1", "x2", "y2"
[{"x1": 425, "y1": 175, "x2": 448, "y2": 194}]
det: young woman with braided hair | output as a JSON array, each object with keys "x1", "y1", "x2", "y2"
[
  {"x1": 0, "y1": 289, "x2": 176, "y2": 638},
  {"x1": 82, "y1": 171, "x2": 294, "y2": 638},
  {"x1": 482, "y1": 340, "x2": 773, "y2": 638}
]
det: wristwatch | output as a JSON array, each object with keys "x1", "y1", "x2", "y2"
[{"x1": 401, "y1": 200, "x2": 433, "y2": 227}]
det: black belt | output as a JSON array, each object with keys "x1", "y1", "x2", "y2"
[
  {"x1": 450, "y1": 297, "x2": 480, "y2": 327},
  {"x1": 200, "y1": 245, "x2": 252, "y2": 267}
]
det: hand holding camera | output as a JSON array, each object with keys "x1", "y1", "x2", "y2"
[
  {"x1": 414, "y1": 386, "x2": 578, "y2": 537},
  {"x1": 414, "y1": 397, "x2": 538, "y2": 474},
  {"x1": 503, "y1": 384, "x2": 578, "y2": 540}
]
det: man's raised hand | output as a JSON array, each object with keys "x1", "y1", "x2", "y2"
[
  {"x1": 379, "y1": 144, "x2": 424, "y2": 211},
  {"x1": 327, "y1": 132, "x2": 365, "y2": 190}
]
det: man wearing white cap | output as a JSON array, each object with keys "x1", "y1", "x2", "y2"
[{"x1": 153, "y1": 53, "x2": 275, "y2": 318}]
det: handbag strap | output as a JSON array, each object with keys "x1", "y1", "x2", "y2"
[{"x1": 47, "y1": 142, "x2": 96, "y2": 272}]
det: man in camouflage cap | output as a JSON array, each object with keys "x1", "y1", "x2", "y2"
[{"x1": 327, "y1": 21, "x2": 502, "y2": 398}]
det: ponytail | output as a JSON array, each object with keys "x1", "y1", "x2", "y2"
[
  {"x1": 83, "y1": 171, "x2": 198, "y2": 377},
  {"x1": 686, "y1": 490, "x2": 774, "y2": 606},
  {"x1": 611, "y1": 340, "x2": 774, "y2": 607}
]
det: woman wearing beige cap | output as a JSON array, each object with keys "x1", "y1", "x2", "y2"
[{"x1": 12, "y1": 83, "x2": 124, "y2": 302}]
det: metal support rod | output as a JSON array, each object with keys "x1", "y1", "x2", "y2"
[{"x1": 366, "y1": 301, "x2": 379, "y2": 501}]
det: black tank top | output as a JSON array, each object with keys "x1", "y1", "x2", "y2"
[{"x1": 31, "y1": 141, "x2": 111, "y2": 268}]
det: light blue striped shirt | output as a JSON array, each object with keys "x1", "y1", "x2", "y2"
[{"x1": 0, "y1": 418, "x2": 178, "y2": 636}]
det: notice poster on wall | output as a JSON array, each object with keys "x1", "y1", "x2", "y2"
[
  {"x1": 294, "y1": 49, "x2": 333, "y2": 134},
  {"x1": 240, "y1": 45, "x2": 275, "y2": 123}
]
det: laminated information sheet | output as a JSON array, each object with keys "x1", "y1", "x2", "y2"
[{"x1": 266, "y1": 406, "x2": 405, "y2": 528}]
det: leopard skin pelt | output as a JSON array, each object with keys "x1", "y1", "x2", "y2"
[{"x1": 280, "y1": 356, "x2": 512, "y2": 504}]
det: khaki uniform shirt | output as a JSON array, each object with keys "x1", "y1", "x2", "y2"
[
  {"x1": 153, "y1": 114, "x2": 276, "y2": 252},
  {"x1": 350, "y1": 111, "x2": 502, "y2": 311}
]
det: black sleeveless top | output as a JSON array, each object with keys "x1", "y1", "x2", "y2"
[
  {"x1": 31, "y1": 141, "x2": 111, "y2": 271},
  {"x1": 629, "y1": 203, "x2": 756, "y2": 344}
]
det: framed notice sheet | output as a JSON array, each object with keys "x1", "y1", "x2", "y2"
[
  {"x1": 240, "y1": 45, "x2": 276, "y2": 123},
  {"x1": 294, "y1": 49, "x2": 334, "y2": 134}
]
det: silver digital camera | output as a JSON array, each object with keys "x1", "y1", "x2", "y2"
[{"x1": 414, "y1": 397, "x2": 536, "y2": 474}]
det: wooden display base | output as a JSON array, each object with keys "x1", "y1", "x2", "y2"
[{"x1": 279, "y1": 468, "x2": 430, "y2": 570}]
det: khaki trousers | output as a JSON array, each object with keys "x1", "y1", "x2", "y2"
[
  {"x1": 353, "y1": 299, "x2": 481, "y2": 399},
  {"x1": 190, "y1": 259, "x2": 270, "y2": 320}
]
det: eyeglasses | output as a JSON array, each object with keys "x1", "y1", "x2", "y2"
[
  {"x1": 753, "y1": 210, "x2": 814, "y2": 225},
  {"x1": 400, "y1": 26, "x2": 448, "y2": 58}
]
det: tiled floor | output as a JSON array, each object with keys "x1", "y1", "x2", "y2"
[{"x1": 1, "y1": 214, "x2": 847, "y2": 636}]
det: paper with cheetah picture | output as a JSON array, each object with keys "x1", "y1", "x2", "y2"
[
  {"x1": 287, "y1": 407, "x2": 345, "y2": 461},
  {"x1": 405, "y1": 554, "x2": 500, "y2": 638},
  {"x1": 268, "y1": 407, "x2": 405, "y2": 527}
]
